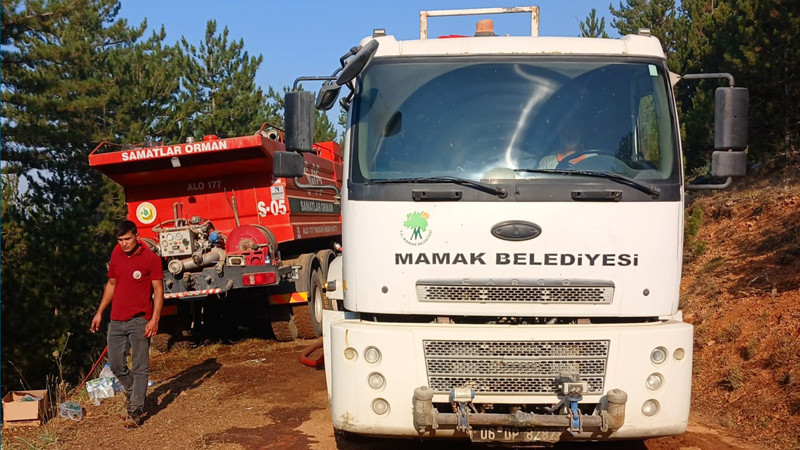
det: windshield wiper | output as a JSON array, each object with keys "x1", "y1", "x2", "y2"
[
  {"x1": 514, "y1": 168, "x2": 661, "y2": 198},
  {"x1": 366, "y1": 176, "x2": 508, "y2": 198}
]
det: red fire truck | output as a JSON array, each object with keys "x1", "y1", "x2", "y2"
[{"x1": 89, "y1": 124, "x2": 342, "y2": 347}]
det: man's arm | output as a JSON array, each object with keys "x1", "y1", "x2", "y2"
[
  {"x1": 144, "y1": 279, "x2": 164, "y2": 337},
  {"x1": 90, "y1": 278, "x2": 115, "y2": 333}
]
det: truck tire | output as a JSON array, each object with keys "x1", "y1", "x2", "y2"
[
  {"x1": 151, "y1": 333, "x2": 171, "y2": 353},
  {"x1": 269, "y1": 305, "x2": 298, "y2": 342},
  {"x1": 315, "y1": 249, "x2": 335, "y2": 313},
  {"x1": 315, "y1": 249, "x2": 335, "y2": 278},
  {"x1": 294, "y1": 254, "x2": 321, "y2": 339}
]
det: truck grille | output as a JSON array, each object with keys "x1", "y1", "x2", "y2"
[
  {"x1": 417, "y1": 280, "x2": 613, "y2": 304},
  {"x1": 423, "y1": 339, "x2": 609, "y2": 395}
]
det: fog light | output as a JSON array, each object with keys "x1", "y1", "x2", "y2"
[
  {"x1": 642, "y1": 399, "x2": 659, "y2": 417},
  {"x1": 364, "y1": 346, "x2": 381, "y2": 364},
  {"x1": 650, "y1": 347, "x2": 667, "y2": 364},
  {"x1": 646, "y1": 373, "x2": 664, "y2": 391},
  {"x1": 372, "y1": 398, "x2": 390, "y2": 415},
  {"x1": 367, "y1": 372, "x2": 385, "y2": 390},
  {"x1": 674, "y1": 348, "x2": 686, "y2": 360},
  {"x1": 344, "y1": 347, "x2": 357, "y2": 360}
]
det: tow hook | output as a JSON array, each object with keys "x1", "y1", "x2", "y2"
[
  {"x1": 412, "y1": 385, "x2": 628, "y2": 436},
  {"x1": 449, "y1": 387, "x2": 476, "y2": 433},
  {"x1": 559, "y1": 373, "x2": 589, "y2": 435}
]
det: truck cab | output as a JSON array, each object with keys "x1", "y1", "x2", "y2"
[{"x1": 279, "y1": 6, "x2": 747, "y2": 444}]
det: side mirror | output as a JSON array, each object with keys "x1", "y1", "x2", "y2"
[
  {"x1": 273, "y1": 151, "x2": 305, "y2": 178},
  {"x1": 715, "y1": 87, "x2": 748, "y2": 150},
  {"x1": 284, "y1": 91, "x2": 315, "y2": 152},
  {"x1": 336, "y1": 39, "x2": 379, "y2": 86},
  {"x1": 316, "y1": 80, "x2": 341, "y2": 111},
  {"x1": 710, "y1": 150, "x2": 746, "y2": 178}
]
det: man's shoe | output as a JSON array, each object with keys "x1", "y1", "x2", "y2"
[{"x1": 124, "y1": 409, "x2": 143, "y2": 428}]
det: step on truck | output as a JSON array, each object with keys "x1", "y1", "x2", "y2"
[
  {"x1": 89, "y1": 125, "x2": 343, "y2": 345},
  {"x1": 275, "y1": 6, "x2": 749, "y2": 445}
]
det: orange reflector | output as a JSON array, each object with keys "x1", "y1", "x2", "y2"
[
  {"x1": 242, "y1": 271, "x2": 277, "y2": 286},
  {"x1": 268, "y1": 292, "x2": 308, "y2": 305}
]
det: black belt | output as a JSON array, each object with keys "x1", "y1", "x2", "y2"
[{"x1": 131, "y1": 312, "x2": 145, "y2": 318}]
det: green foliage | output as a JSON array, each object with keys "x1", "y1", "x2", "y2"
[
  {"x1": 0, "y1": 0, "x2": 333, "y2": 393},
  {"x1": 175, "y1": 20, "x2": 269, "y2": 140},
  {"x1": 1, "y1": 0, "x2": 147, "y2": 391},
  {"x1": 579, "y1": 8, "x2": 610, "y2": 38},
  {"x1": 720, "y1": 362, "x2": 745, "y2": 391},
  {"x1": 718, "y1": 321, "x2": 741, "y2": 344},
  {"x1": 740, "y1": 338, "x2": 759, "y2": 361},
  {"x1": 684, "y1": 206, "x2": 707, "y2": 258},
  {"x1": 607, "y1": 0, "x2": 800, "y2": 171},
  {"x1": 609, "y1": 0, "x2": 683, "y2": 70},
  {"x1": 685, "y1": 205, "x2": 703, "y2": 240}
]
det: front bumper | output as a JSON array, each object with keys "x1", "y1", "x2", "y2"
[{"x1": 323, "y1": 312, "x2": 692, "y2": 441}]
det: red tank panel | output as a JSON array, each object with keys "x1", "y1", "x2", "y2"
[{"x1": 89, "y1": 134, "x2": 343, "y2": 246}]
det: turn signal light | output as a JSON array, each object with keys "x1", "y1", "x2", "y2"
[{"x1": 242, "y1": 272, "x2": 277, "y2": 286}]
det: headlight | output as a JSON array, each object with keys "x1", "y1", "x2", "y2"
[
  {"x1": 371, "y1": 398, "x2": 390, "y2": 415},
  {"x1": 642, "y1": 399, "x2": 659, "y2": 417},
  {"x1": 364, "y1": 346, "x2": 381, "y2": 364},
  {"x1": 673, "y1": 348, "x2": 686, "y2": 360},
  {"x1": 651, "y1": 347, "x2": 668, "y2": 364},
  {"x1": 367, "y1": 372, "x2": 385, "y2": 390},
  {"x1": 646, "y1": 373, "x2": 664, "y2": 391},
  {"x1": 344, "y1": 347, "x2": 357, "y2": 360}
]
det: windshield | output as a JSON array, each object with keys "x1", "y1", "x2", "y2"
[{"x1": 351, "y1": 57, "x2": 678, "y2": 183}]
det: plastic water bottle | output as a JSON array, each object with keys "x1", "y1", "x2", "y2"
[
  {"x1": 99, "y1": 363, "x2": 122, "y2": 393},
  {"x1": 99, "y1": 363, "x2": 114, "y2": 379}
]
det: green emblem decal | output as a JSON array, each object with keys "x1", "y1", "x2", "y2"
[
  {"x1": 401, "y1": 211, "x2": 432, "y2": 245},
  {"x1": 136, "y1": 202, "x2": 157, "y2": 225}
]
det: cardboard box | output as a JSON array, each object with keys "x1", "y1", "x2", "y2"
[{"x1": 2, "y1": 390, "x2": 48, "y2": 426}]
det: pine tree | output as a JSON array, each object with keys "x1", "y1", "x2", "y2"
[
  {"x1": 107, "y1": 27, "x2": 183, "y2": 142},
  {"x1": 175, "y1": 20, "x2": 268, "y2": 140},
  {"x1": 609, "y1": 0, "x2": 683, "y2": 70},
  {"x1": 0, "y1": 0, "x2": 161, "y2": 389},
  {"x1": 725, "y1": 0, "x2": 799, "y2": 159},
  {"x1": 579, "y1": 9, "x2": 610, "y2": 38}
]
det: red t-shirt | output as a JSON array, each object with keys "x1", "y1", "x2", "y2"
[{"x1": 107, "y1": 241, "x2": 163, "y2": 321}]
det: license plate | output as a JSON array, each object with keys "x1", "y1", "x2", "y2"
[{"x1": 469, "y1": 427, "x2": 562, "y2": 443}]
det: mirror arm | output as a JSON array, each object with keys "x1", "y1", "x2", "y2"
[
  {"x1": 340, "y1": 46, "x2": 360, "y2": 67},
  {"x1": 292, "y1": 76, "x2": 337, "y2": 91},
  {"x1": 681, "y1": 73, "x2": 735, "y2": 87},
  {"x1": 686, "y1": 177, "x2": 732, "y2": 191}
]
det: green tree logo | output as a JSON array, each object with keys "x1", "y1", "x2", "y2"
[{"x1": 402, "y1": 212, "x2": 431, "y2": 245}]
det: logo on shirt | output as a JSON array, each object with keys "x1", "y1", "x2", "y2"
[{"x1": 133, "y1": 270, "x2": 142, "y2": 280}]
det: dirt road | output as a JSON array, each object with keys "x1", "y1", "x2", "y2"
[{"x1": 2, "y1": 339, "x2": 765, "y2": 449}]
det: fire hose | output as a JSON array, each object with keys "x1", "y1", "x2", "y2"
[
  {"x1": 299, "y1": 339, "x2": 324, "y2": 368},
  {"x1": 69, "y1": 345, "x2": 108, "y2": 401}
]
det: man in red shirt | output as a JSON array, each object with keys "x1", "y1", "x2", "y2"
[{"x1": 91, "y1": 220, "x2": 163, "y2": 426}]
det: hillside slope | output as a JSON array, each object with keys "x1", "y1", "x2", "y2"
[{"x1": 682, "y1": 165, "x2": 800, "y2": 449}]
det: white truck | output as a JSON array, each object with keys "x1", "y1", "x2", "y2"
[{"x1": 275, "y1": 6, "x2": 748, "y2": 445}]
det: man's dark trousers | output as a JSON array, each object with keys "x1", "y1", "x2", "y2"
[{"x1": 107, "y1": 316, "x2": 150, "y2": 414}]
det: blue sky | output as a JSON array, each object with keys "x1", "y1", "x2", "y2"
[{"x1": 119, "y1": 1, "x2": 616, "y2": 94}]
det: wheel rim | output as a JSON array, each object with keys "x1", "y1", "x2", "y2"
[{"x1": 313, "y1": 284, "x2": 323, "y2": 323}]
